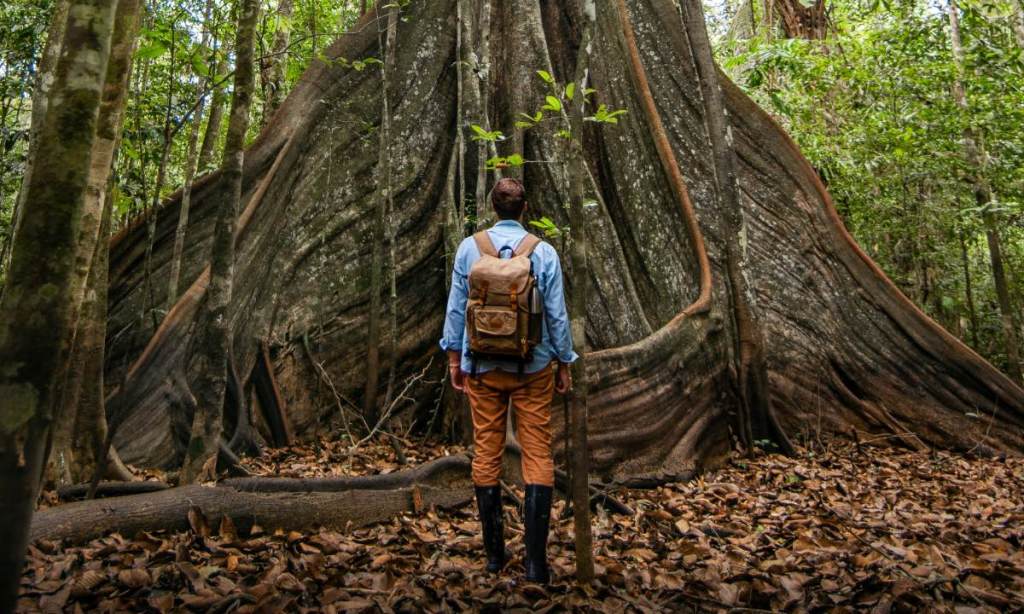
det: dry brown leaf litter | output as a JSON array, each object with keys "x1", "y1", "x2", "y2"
[
  {"x1": 19, "y1": 440, "x2": 1024, "y2": 612},
  {"x1": 238, "y1": 437, "x2": 468, "y2": 478}
]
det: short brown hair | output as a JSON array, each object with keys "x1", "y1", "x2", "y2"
[{"x1": 491, "y1": 178, "x2": 527, "y2": 220}]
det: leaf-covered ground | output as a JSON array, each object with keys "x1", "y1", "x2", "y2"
[{"x1": 19, "y1": 438, "x2": 1024, "y2": 612}]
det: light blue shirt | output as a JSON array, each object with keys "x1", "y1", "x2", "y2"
[{"x1": 440, "y1": 220, "x2": 578, "y2": 374}]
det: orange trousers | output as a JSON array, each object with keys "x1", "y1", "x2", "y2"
[{"x1": 466, "y1": 363, "x2": 555, "y2": 487}]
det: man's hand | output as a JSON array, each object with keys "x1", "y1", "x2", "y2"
[
  {"x1": 448, "y1": 351, "x2": 465, "y2": 393},
  {"x1": 555, "y1": 362, "x2": 572, "y2": 395}
]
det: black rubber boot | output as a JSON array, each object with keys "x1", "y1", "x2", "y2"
[
  {"x1": 475, "y1": 485, "x2": 507, "y2": 573},
  {"x1": 523, "y1": 484, "x2": 553, "y2": 584}
]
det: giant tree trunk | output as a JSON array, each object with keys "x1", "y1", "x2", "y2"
[
  {"x1": 103, "y1": 0, "x2": 1024, "y2": 479},
  {"x1": 0, "y1": 0, "x2": 119, "y2": 607}
]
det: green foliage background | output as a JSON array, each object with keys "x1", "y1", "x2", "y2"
[{"x1": 713, "y1": 0, "x2": 1023, "y2": 371}]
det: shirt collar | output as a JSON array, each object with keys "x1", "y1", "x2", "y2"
[{"x1": 493, "y1": 219, "x2": 525, "y2": 231}]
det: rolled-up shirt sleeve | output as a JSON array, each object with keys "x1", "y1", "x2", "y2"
[
  {"x1": 538, "y1": 243, "x2": 578, "y2": 364},
  {"x1": 440, "y1": 241, "x2": 470, "y2": 353}
]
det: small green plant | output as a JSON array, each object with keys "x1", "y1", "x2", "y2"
[
  {"x1": 516, "y1": 71, "x2": 627, "y2": 239},
  {"x1": 529, "y1": 216, "x2": 564, "y2": 238},
  {"x1": 485, "y1": 153, "x2": 523, "y2": 170},
  {"x1": 587, "y1": 103, "x2": 627, "y2": 124},
  {"x1": 469, "y1": 124, "x2": 505, "y2": 143}
]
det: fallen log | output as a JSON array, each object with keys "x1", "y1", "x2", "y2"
[
  {"x1": 33, "y1": 454, "x2": 474, "y2": 544},
  {"x1": 33, "y1": 483, "x2": 472, "y2": 545}
]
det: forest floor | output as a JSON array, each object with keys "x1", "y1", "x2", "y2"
[{"x1": 18, "y1": 436, "x2": 1024, "y2": 613}]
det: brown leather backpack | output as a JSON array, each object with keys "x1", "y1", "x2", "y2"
[{"x1": 466, "y1": 230, "x2": 543, "y2": 372}]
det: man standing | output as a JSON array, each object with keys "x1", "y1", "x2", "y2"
[{"x1": 440, "y1": 178, "x2": 576, "y2": 584}]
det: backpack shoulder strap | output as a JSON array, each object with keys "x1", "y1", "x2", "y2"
[
  {"x1": 514, "y1": 233, "x2": 542, "y2": 258},
  {"x1": 473, "y1": 230, "x2": 499, "y2": 257}
]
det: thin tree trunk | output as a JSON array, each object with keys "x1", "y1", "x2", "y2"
[
  {"x1": 168, "y1": 0, "x2": 216, "y2": 309},
  {"x1": 981, "y1": 211, "x2": 1021, "y2": 379},
  {"x1": 1012, "y1": 0, "x2": 1024, "y2": 48},
  {"x1": 0, "y1": 0, "x2": 119, "y2": 607},
  {"x1": 567, "y1": 0, "x2": 596, "y2": 584},
  {"x1": 181, "y1": 0, "x2": 260, "y2": 484},
  {"x1": 198, "y1": 50, "x2": 228, "y2": 172},
  {"x1": 362, "y1": 3, "x2": 398, "y2": 425},
  {"x1": 448, "y1": 0, "x2": 466, "y2": 257},
  {"x1": 381, "y1": 5, "x2": 402, "y2": 413},
  {"x1": 167, "y1": 101, "x2": 206, "y2": 309},
  {"x1": 47, "y1": 0, "x2": 142, "y2": 486},
  {"x1": 144, "y1": 22, "x2": 178, "y2": 328},
  {"x1": 958, "y1": 226, "x2": 979, "y2": 348},
  {"x1": 2, "y1": 0, "x2": 72, "y2": 280},
  {"x1": 131, "y1": 37, "x2": 153, "y2": 222},
  {"x1": 473, "y1": 0, "x2": 493, "y2": 229},
  {"x1": 66, "y1": 187, "x2": 117, "y2": 484},
  {"x1": 262, "y1": 0, "x2": 294, "y2": 124},
  {"x1": 947, "y1": 0, "x2": 1023, "y2": 382}
]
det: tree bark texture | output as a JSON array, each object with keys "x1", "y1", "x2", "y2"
[
  {"x1": 102, "y1": 0, "x2": 1024, "y2": 481},
  {"x1": 0, "y1": 0, "x2": 119, "y2": 607},
  {"x1": 772, "y1": 0, "x2": 828, "y2": 40},
  {"x1": 681, "y1": 0, "x2": 794, "y2": 454},
  {"x1": 4, "y1": 0, "x2": 72, "y2": 276},
  {"x1": 46, "y1": 0, "x2": 142, "y2": 487},
  {"x1": 180, "y1": 0, "x2": 260, "y2": 484}
]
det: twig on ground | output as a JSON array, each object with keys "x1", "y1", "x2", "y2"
[{"x1": 351, "y1": 358, "x2": 434, "y2": 454}]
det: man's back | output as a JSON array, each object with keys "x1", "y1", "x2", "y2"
[{"x1": 440, "y1": 219, "x2": 577, "y2": 375}]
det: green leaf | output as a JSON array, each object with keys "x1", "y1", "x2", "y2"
[
  {"x1": 505, "y1": 153, "x2": 524, "y2": 166},
  {"x1": 565, "y1": 82, "x2": 576, "y2": 101},
  {"x1": 536, "y1": 70, "x2": 554, "y2": 83},
  {"x1": 542, "y1": 95, "x2": 562, "y2": 112},
  {"x1": 529, "y1": 216, "x2": 562, "y2": 238},
  {"x1": 136, "y1": 40, "x2": 167, "y2": 60},
  {"x1": 471, "y1": 125, "x2": 505, "y2": 142}
]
